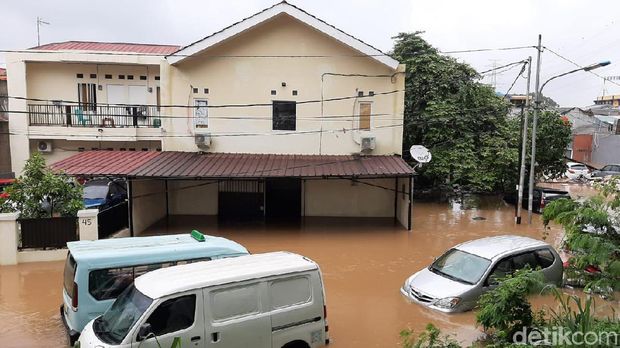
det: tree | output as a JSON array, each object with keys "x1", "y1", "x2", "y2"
[
  {"x1": 391, "y1": 32, "x2": 571, "y2": 192},
  {"x1": 543, "y1": 177, "x2": 620, "y2": 296},
  {"x1": 0, "y1": 153, "x2": 84, "y2": 218}
]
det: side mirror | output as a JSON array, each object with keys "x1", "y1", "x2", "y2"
[{"x1": 137, "y1": 323, "x2": 153, "y2": 341}]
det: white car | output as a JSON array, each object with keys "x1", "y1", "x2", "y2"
[{"x1": 565, "y1": 162, "x2": 591, "y2": 180}]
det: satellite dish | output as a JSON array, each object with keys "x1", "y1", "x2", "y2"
[{"x1": 409, "y1": 145, "x2": 432, "y2": 163}]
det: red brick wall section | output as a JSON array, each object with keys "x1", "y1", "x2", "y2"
[{"x1": 572, "y1": 134, "x2": 593, "y2": 162}]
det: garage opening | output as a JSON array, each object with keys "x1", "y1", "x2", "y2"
[
  {"x1": 218, "y1": 180, "x2": 264, "y2": 222},
  {"x1": 265, "y1": 178, "x2": 302, "y2": 222}
]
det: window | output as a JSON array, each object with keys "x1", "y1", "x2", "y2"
[
  {"x1": 212, "y1": 284, "x2": 259, "y2": 321},
  {"x1": 140, "y1": 75, "x2": 147, "y2": 80},
  {"x1": 118, "y1": 75, "x2": 125, "y2": 80},
  {"x1": 78, "y1": 83, "x2": 97, "y2": 111},
  {"x1": 105, "y1": 74, "x2": 112, "y2": 79},
  {"x1": 76, "y1": 73, "x2": 84, "y2": 78},
  {"x1": 194, "y1": 99, "x2": 208, "y2": 128},
  {"x1": 292, "y1": 90, "x2": 298, "y2": 96},
  {"x1": 127, "y1": 75, "x2": 134, "y2": 80},
  {"x1": 534, "y1": 249, "x2": 555, "y2": 268},
  {"x1": 89, "y1": 267, "x2": 134, "y2": 300},
  {"x1": 272, "y1": 101, "x2": 296, "y2": 131},
  {"x1": 146, "y1": 295, "x2": 196, "y2": 337},
  {"x1": 90, "y1": 74, "x2": 97, "y2": 79},
  {"x1": 511, "y1": 252, "x2": 539, "y2": 270},
  {"x1": 487, "y1": 259, "x2": 513, "y2": 285},
  {"x1": 271, "y1": 277, "x2": 312, "y2": 310},
  {"x1": 63, "y1": 254, "x2": 77, "y2": 300},
  {"x1": 204, "y1": 88, "x2": 209, "y2": 94},
  {"x1": 155, "y1": 76, "x2": 160, "y2": 81},
  {"x1": 359, "y1": 102, "x2": 372, "y2": 130},
  {"x1": 193, "y1": 87, "x2": 199, "y2": 94}
]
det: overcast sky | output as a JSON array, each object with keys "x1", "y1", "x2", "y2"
[{"x1": 1, "y1": 0, "x2": 618, "y2": 107}]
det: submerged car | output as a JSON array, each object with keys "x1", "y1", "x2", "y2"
[
  {"x1": 503, "y1": 187, "x2": 571, "y2": 213},
  {"x1": 401, "y1": 235, "x2": 563, "y2": 313},
  {"x1": 565, "y1": 162, "x2": 591, "y2": 180},
  {"x1": 590, "y1": 164, "x2": 620, "y2": 179},
  {"x1": 83, "y1": 178, "x2": 127, "y2": 209}
]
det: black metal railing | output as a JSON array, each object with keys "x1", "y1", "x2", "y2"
[
  {"x1": 18, "y1": 217, "x2": 78, "y2": 250},
  {"x1": 28, "y1": 103, "x2": 162, "y2": 128}
]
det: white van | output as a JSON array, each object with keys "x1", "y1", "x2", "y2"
[{"x1": 78, "y1": 252, "x2": 330, "y2": 348}]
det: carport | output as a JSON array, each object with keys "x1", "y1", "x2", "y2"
[{"x1": 52, "y1": 151, "x2": 415, "y2": 235}]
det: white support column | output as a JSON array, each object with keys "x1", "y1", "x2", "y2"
[
  {"x1": 6, "y1": 57, "x2": 30, "y2": 176},
  {"x1": 0, "y1": 212, "x2": 20, "y2": 265},
  {"x1": 77, "y1": 209, "x2": 99, "y2": 241}
]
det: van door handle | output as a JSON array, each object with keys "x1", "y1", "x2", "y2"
[
  {"x1": 211, "y1": 332, "x2": 220, "y2": 342},
  {"x1": 191, "y1": 336, "x2": 201, "y2": 342}
]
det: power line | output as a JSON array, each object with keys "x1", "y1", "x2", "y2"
[
  {"x1": 440, "y1": 46, "x2": 535, "y2": 54},
  {"x1": 543, "y1": 46, "x2": 620, "y2": 89},
  {"x1": 504, "y1": 62, "x2": 528, "y2": 96},
  {"x1": 6, "y1": 89, "x2": 403, "y2": 109},
  {"x1": 479, "y1": 60, "x2": 528, "y2": 75}
]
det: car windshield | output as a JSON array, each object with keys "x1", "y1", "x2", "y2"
[
  {"x1": 94, "y1": 284, "x2": 153, "y2": 345},
  {"x1": 429, "y1": 248, "x2": 491, "y2": 285},
  {"x1": 84, "y1": 185, "x2": 109, "y2": 199},
  {"x1": 570, "y1": 165, "x2": 587, "y2": 170}
]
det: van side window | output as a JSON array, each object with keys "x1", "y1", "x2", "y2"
[
  {"x1": 146, "y1": 295, "x2": 196, "y2": 336},
  {"x1": 89, "y1": 267, "x2": 134, "y2": 300},
  {"x1": 270, "y1": 276, "x2": 312, "y2": 310},
  {"x1": 212, "y1": 284, "x2": 259, "y2": 321},
  {"x1": 486, "y1": 259, "x2": 513, "y2": 286},
  {"x1": 534, "y1": 248, "x2": 555, "y2": 268}
]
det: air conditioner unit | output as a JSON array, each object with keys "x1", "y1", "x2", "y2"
[
  {"x1": 37, "y1": 140, "x2": 53, "y2": 153},
  {"x1": 195, "y1": 133, "x2": 212, "y2": 149},
  {"x1": 360, "y1": 134, "x2": 376, "y2": 153}
]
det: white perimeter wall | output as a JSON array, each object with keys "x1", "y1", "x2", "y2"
[
  {"x1": 131, "y1": 179, "x2": 167, "y2": 234},
  {"x1": 168, "y1": 180, "x2": 218, "y2": 215}
]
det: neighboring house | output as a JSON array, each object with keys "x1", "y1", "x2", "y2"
[
  {"x1": 7, "y1": 2, "x2": 412, "y2": 232},
  {"x1": 506, "y1": 94, "x2": 530, "y2": 117},
  {"x1": 0, "y1": 67, "x2": 11, "y2": 176},
  {"x1": 560, "y1": 106, "x2": 620, "y2": 166},
  {"x1": 593, "y1": 94, "x2": 620, "y2": 107}
]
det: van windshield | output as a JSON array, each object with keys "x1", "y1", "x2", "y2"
[{"x1": 94, "y1": 284, "x2": 152, "y2": 345}]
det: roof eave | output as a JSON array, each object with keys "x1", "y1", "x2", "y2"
[{"x1": 166, "y1": 2, "x2": 399, "y2": 70}]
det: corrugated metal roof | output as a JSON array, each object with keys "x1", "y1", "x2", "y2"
[
  {"x1": 30, "y1": 41, "x2": 181, "y2": 55},
  {"x1": 51, "y1": 151, "x2": 414, "y2": 178},
  {"x1": 51, "y1": 151, "x2": 160, "y2": 176}
]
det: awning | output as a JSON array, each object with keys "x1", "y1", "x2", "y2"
[{"x1": 51, "y1": 151, "x2": 414, "y2": 179}]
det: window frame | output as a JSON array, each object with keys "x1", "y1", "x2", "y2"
[
  {"x1": 210, "y1": 283, "x2": 260, "y2": 322},
  {"x1": 194, "y1": 98, "x2": 209, "y2": 128},
  {"x1": 142, "y1": 294, "x2": 197, "y2": 339},
  {"x1": 272, "y1": 100, "x2": 297, "y2": 131},
  {"x1": 88, "y1": 257, "x2": 212, "y2": 301},
  {"x1": 484, "y1": 248, "x2": 556, "y2": 286},
  {"x1": 357, "y1": 101, "x2": 373, "y2": 131}
]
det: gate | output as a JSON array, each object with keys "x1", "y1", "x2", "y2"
[
  {"x1": 98, "y1": 201, "x2": 129, "y2": 239},
  {"x1": 218, "y1": 180, "x2": 264, "y2": 221},
  {"x1": 18, "y1": 217, "x2": 78, "y2": 249}
]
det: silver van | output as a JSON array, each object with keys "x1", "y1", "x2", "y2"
[
  {"x1": 78, "y1": 252, "x2": 329, "y2": 348},
  {"x1": 401, "y1": 235, "x2": 563, "y2": 313}
]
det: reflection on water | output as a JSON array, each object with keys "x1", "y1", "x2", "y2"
[{"x1": 0, "y1": 190, "x2": 610, "y2": 347}]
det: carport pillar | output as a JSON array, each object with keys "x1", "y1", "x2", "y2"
[
  {"x1": 0, "y1": 212, "x2": 19, "y2": 265},
  {"x1": 408, "y1": 175, "x2": 413, "y2": 231},
  {"x1": 77, "y1": 209, "x2": 99, "y2": 241},
  {"x1": 127, "y1": 178, "x2": 134, "y2": 237}
]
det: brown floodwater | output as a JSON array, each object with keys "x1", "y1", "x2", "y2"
[{"x1": 0, "y1": 184, "x2": 614, "y2": 347}]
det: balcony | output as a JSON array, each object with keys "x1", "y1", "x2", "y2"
[{"x1": 28, "y1": 103, "x2": 161, "y2": 128}]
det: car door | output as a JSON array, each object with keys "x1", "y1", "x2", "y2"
[
  {"x1": 132, "y1": 291, "x2": 205, "y2": 348},
  {"x1": 204, "y1": 282, "x2": 270, "y2": 348}
]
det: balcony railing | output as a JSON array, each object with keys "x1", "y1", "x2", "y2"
[{"x1": 28, "y1": 103, "x2": 162, "y2": 128}]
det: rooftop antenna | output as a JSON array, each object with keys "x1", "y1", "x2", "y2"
[{"x1": 36, "y1": 16, "x2": 50, "y2": 47}]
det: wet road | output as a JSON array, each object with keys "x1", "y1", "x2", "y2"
[{"x1": 0, "y1": 184, "x2": 607, "y2": 347}]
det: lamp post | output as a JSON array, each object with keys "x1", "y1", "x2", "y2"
[{"x1": 527, "y1": 59, "x2": 611, "y2": 223}]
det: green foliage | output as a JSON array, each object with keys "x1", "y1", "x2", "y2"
[
  {"x1": 476, "y1": 269, "x2": 546, "y2": 339},
  {"x1": 0, "y1": 153, "x2": 84, "y2": 218},
  {"x1": 391, "y1": 32, "x2": 571, "y2": 192},
  {"x1": 400, "y1": 323, "x2": 461, "y2": 348},
  {"x1": 543, "y1": 178, "x2": 620, "y2": 296}
]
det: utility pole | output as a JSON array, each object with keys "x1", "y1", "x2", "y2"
[
  {"x1": 528, "y1": 35, "x2": 543, "y2": 224},
  {"x1": 36, "y1": 17, "x2": 50, "y2": 47},
  {"x1": 516, "y1": 56, "x2": 532, "y2": 224}
]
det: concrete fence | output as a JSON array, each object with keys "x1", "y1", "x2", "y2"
[{"x1": 0, "y1": 209, "x2": 99, "y2": 265}]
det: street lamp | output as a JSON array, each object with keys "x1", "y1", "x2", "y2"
[{"x1": 527, "y1": 60, "x2": 611, "y2": 223}]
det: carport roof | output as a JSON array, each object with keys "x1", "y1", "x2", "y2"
[{"x1": 51, "y1": 151, "x2": 414, "y2": 178}]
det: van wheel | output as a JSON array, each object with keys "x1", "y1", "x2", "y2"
[{"x1": 282, "y1": 340, "x2": 310, "y2": 348}]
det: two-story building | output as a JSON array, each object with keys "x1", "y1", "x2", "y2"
[{"x1": 6, "y1": 2, "x2": 413, "y2": 233}]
